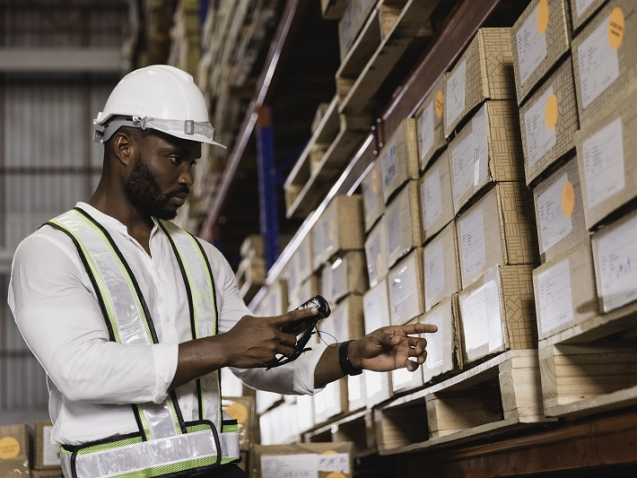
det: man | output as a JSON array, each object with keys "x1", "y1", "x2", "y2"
[{"x1": 8, "y1": 65, "x2": 436, "y2": 478}]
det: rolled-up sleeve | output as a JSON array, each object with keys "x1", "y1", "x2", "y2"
[{"x1": 9, "y1": 233, "x2": 179, "y2": 405}]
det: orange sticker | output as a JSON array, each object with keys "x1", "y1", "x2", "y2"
[
  {"x1": 562, "y1": 180, "x2": 575, "y2": 218},
  {"x1": 0, "y1": 436, "x2": 21, "y2": 460},
  {"x1": 537, "y1": 0, "x2": 549, "y2": 34},
  {"x1": 608, "y1": 7, "x2": 625, "y2": 49},
  {"x1": 322, "y1": 450, "x2": 338, "y2": 455},
  {"x1": 545, "y1": 93, "x2": 559, "y2": 130},
  {"x1": 371, "y1": 169, "x2": 379, "y2": 194},
  {"x1": 326, "y1": 473, "x2": 347, "y2": 478},
  {"x1": 225, "y1": 402, "x2": 248, "y2": 424},
  {"x1": 435, "y1": 90, "x2": 444, "y2": 119}
]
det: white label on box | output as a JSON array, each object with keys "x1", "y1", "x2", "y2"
[
  {"x1": 390, "y1": 258, "x2": 419, "y2": 323},
  {"x1": 318, "y1": 452, "x2": 350, "y2": 474},
  {"x1": 537, "y1": 258, "x2": 574, "y2": 336},
  {"x1": 418, "y1": 100, "x2": 435, "y2": 162},
  {"x1": 392, "y1": 366, "x2": 413, "y2": 387},
  {"x1": 363, "y1": 282, "x2": 389, "y2": 333},
  {"x1": 577, "y1": 16, "x2": 620, "y2": 109},
  {"x1": 471, "y1": 105, "x2": 489, "y2": 188},
  {"x1": 446, "y1": 60, "x2": 467, "y2": 129},
  {"x1": 348, "y1": 374, "x2": 363, "y2": 401},
  {"x1": 582, "y1": 117, "x2": 625, "y2": 208},
  {"x1": 261, "y1": 454, "x2": 319, "y2": 478},
  {"x1": 537, "y1": 173, "x2": 573, "y2": 254},
  {"x1": 576, "y1": 0, "x2": 597, "y2": 17},
  {"x1": 425, "y1": 310, "x2": 445, "y2": 369},
  {"x1": 597, "y1": 214, "x2": 637, "y2": 312},
  {"x1": 452, "y1": 133, "x2": 475, "y2": 204},
  {"x1": 516, "y1": 4, "x2": 548, "y2": 84},
  {"x1": 382, "y1": 142, "x2": 398, "y2": 192},
  {"x1": 524, "y1": 86, "x2": 558, "y2": 167},
  {"x1": 459, "y1": 208, "x2": 486, "y2": 280},
  {"x1": 422, "y1": 168, "x2": 443, "y2": 230},
  {"x1": 43, "y1": 425, "x2": 61, "y2": 466},
  {"x1": 424, "y1": 239, "x2": 445, "y2": 306},
  {"x1": 366, "y1": 371, "x2": 382, "y2": 396},
  {"x1": 461, "y1": 270, "x2": 503, "y2": 357},
  {"x1": 331, "y1": 304, "x2": 349, "y2": 341},
  {"x1": 387, "y1": 196, "x2": 403, "y2": 258},
  {"x1": 332, "y1": 260, "x2": 345, "y2": 300}
]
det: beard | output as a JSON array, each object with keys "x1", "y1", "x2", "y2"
[{"x1": 123, "y1": 156, "x2": 188, "y2": 220}]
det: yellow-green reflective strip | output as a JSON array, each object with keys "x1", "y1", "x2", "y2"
[
  {"x1": 77, "y1": 436, "x2": 144, "y2": 455},
  {"x1": 222, "y1": 424, "x2": 239, "y2": 433},
  {"x1": 109, "y1": 456, "x2": 217, "y2": 478},
  {"x1": 190, "y1": 235, "x2": 218, "y2": 336},
  {"x1": 50, "y1": 219, "x2": 121, "y2": 343}
]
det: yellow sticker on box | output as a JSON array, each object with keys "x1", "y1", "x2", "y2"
[
  {"x1": 545, "y1": 93, "x2": 559, "y2": 130},
  {"x1": 537, "y1": 0, "x2": 549, "y2": 34},
  {"x1": 562, "y1": 180, "x2": 575, "y2": 218},
  {"x1": 435, "y1": 90, "x2": 444, "y2": 119},
  {"x1": 0, "y1": 436, "x2": 20, "y2": 460},
  {"x1": 608, "y1": 7, "x2": 625, "y2": 50},
  {"x1": 371, "y1": 169, "x2": 379, "y2": 194},
  {"x1": 225, "y1": 402, "x2": 248, "y2": 424}
]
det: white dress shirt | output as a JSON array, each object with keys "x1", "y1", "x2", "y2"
[{"x1": 8, "y1": 203, "x2": 326, "y2": 446}]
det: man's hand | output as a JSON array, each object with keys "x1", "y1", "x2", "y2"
[{"x1": 347, "y1": 323, "x2": 438, "y2": 372}]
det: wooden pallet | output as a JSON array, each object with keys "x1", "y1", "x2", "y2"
[
  {"x1": 339, "y1": 0, "x2": 438, "y2": 116},
  {"x1": 539, "y1": 301, "x2": 637, "y2": 418},
  {"x1": 374, "y1": 350, "x2": 552, "y2": 455},
  {"x1": 236, "y1": 256, "x2": 266, "y2": 303},
  {"x1": 284, "y1": 97, "x2": 369, "y2": 219},
  {"x1": 303, "y1": 409, "x2": 376, "y2": 457}
]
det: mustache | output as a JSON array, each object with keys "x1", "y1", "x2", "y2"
[{"x1": 167, "y1": 186, "x2": 190, "y2": 197}]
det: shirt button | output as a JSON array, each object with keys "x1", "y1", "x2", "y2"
[{"x1": 183, "y1": 403, "x2": 189, "y2": 410}]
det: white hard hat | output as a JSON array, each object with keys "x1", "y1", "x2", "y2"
[{"x1": 93, "y1": 64, "x2": 225, "y2": 148}]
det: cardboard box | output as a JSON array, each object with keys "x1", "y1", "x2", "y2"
[
  {"x1": 256, "y1": 390, "x2": 283, "y2": 415},
  {"x1": 321, "y1": 252, "x2": 368, "y2": 305},
  {"x1": 361, "y1": 159, "x2": 385, "y2": 232},
  {"x1": 296, "y1": 394, "x2": 315, "y2": 433},
  {"x1": 512, "y1": 0, "x2": 572, "y2": 105},
  {"x1": 252, "y1": 442, "x2": 354, "y2": 478},
  {"x1": 423, "y1": 295, "x2": 463, "y2": 383},
  {"x1": 520, "y1": 56, "x2": 579, "y2": 185},
  {"x1": 419, "y1": 149, "x2": 454, "y2": 242},
  {"x1": 423, "y1": 221, "x2": 461, "y2": 312},
  {"x1": 319, "y1": 295, "x2": 365, "y2": 344},
  {"x1": 364, "y1": 215, "x2": 389, "y2": 288},
  {"x1": 259, "y1": 401, "x2": 299, "y2": 445},
  {"x1": 533, "y1": 155, "x2": 588, "y2": 263},
  {"x1": 449, "y1": 101, "x2": 524, "y2": 215},
  {"x1": 575, "y1": 86, "x2": 637, "y2": 230},
  {"x1": 0, "y1": 424, "x2": 31, "y2": 478},
  {"x1": 34, "y1": 420, "x2": 60, "y2": 470},
  {"x1": 347, "y1": 372, "x2": 367, "y2": 412},
  {"x1": 240, "y1": 234, "x2": 264, "y2": 259},
  {"x1": 533, "y1": 241, "x2": 598, "y2": 339},
  {"x1": 591, "y1": 208, "x2": 637, "y2": 314},
  {"x1": 30, "y1": 471, "x2": 62, "y2": 478},
  {"x1": 572, "y1": 0, "x2": 637, "y2": 127},
  {"x1": 569, "y1": 0, "x2": 610, "y2": 32},
  {"x1": 288, "y1": 274, "x2": 320, "y2": 311},
  {"x1": 416, "y1": 75, "x2": 447, "y2": 171},
  {"x1": 363, "y1": 277, "x2": 393, "y2": 406},
  {"x1": 391, "y1": 316, "x2": 425, "y2": 394},
  {"x1": 458, "y1": 265, "x2": 537, "y2": 363},
  {"x1": 297, "y1": 234, "x2": 314, "y2": 282},
  {"x1": 222, "y1": 396, "x2": 256, "y2": 451},
  {"x1": 338, "y1": 0, "x2": 378, "y2": 60},
  {"x1": 457, "y1": 183, "x2": 539, "y2": 289},
  {"x1": 386, "y1": 181, "x2": 422, "y2": 268},
  {"x1": 388, "y1": 248, "x2": 425, "y2": 326},
  {"x1": 314, "y1": 377, "x2": 349, "y2": 423},
  {"x1": 380, "y1": 118, "x2": 419, "y2": 203},
  {"x1": 258, "y1": 280, "x2": 289, "y2": 317},
  {"x1": 312, "y1": 195, "x2": 364, "y2": 269},
  {"x1": 444, "y1": 28, "x2": 515, "y2": 138}
]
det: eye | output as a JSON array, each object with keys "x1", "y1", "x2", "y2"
[
  {"x1": 190, "y1": 160, "x2": 198, "y2": 170},
  {"x1": 169, "y1": 155, "x2": 183, "y2": 165}
]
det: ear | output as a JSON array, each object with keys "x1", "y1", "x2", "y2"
[{"x1": 111, "y1": 131, "x2": 138, "y2": 167}]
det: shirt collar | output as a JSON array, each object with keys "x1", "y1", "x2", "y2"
[{"x1": 74, "y1": 202, "x2": 159, "y2": 238}]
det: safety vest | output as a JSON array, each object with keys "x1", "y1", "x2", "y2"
[{"x1": 46, "y1": 208, "x2": 240, "y2": 478}]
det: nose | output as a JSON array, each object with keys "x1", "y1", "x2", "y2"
[{"x1": 178, "y1": 164, "x2": 194, "y2": 188}]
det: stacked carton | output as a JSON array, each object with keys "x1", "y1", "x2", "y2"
[
  {"x1": 252, "y1": 442, "x2": 354, "y2": 478},
  {"x1": 235, "y1": 234, "x2": 266, "y2": 304}
]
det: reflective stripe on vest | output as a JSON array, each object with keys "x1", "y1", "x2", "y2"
[{"x1": 48, "y1": 209, "x2": 239, "y2": 478}]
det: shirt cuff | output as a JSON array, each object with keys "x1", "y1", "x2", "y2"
[
  {"x1": 151, "y1": 343, "x2": 179, "y2": 404},
  {"x1": 292, "y1": 342, "x2": 328, "y2": 395}
]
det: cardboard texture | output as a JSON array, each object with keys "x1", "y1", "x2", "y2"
[
  {"x1": 391, "y1": 316, "x2": 425, "y2": 394},
  {"x1": 288, "y1": 274, "x2": 320, "y2": 313},
  {"x1": 520, "y1": 56, "x2": 579, "y2": 185},
  {"x1": 385, "y1": 181, "x2": 422, "y2": 268},
  {"x1": 312, "y1": 195, "x2": 364, "y2": 269},
  {"x1": 572, "y1": 0, "x2": 637, "y2": 127},
  {"x1": 239, "y1": 234, "x2": 264, "y2": 259},
  {"x1": 363, "y1": 277, "x2": 393, "y2": 406},
  {"x1": 457, "y1": 183, "x2": 539, "y2": 289},
  {"x1": 338, "y1": 0, "x2": 378, "y2": 60},
  {"x1": 319, "y1": 295, "x2": 365, "y2": 344},
  {"x1": 320, "y1": 252, "x2": 368, "y2": 305},
  {"x1": 512, "y1": 0, "x2": 573, "y2": 105},
  {"x1": 34, "y1": 420, "x2": 60, "y2": 470},
  {"x1": 380, "y1": 118, "x2": 419, "y2": 203},
  {"x1": 314, "y1": 377, "x2": 349, "y2": 423},
  {"x1": 364, "y1": 215, "x2": 389, "y2": 288},
  {"x1": 423, "y1": 221, "x2": 462, "y2": 312},
  {"x1": 388, "y1": 248, "x2": 425, "y2": 326},
  {"x1": 449, "y1": 101, "x2": 524, "y2": 215},
  {"x1": 30, "y1": 471, "x2": 62, "y2": 478},
  {"x1": 416, "y1": 75, "x2": 447, "y2": 171},
  {"x1": 0, "y1": 424, "x2": 31, "y2": 478},
  {"x1": 533, "y1": 241, "x2": 598, "y2": 340},
  {"x1": 533, "y1": 155, "x2": 588, "y2": 263},
  {"x1": 569, "y1": 0, "x2": 611, "y2": 31},
  {"x1": 423, "y1": 295, "x2": 463, "y2": 383},
  {"x1": 575, "y1": 86, "x2": 637, "y2": 230},
  {"x1": 419, "y1": 149, "x2": 454, "y2": 243},
  {"x1": 222, "y1": 396, "x2": 256, "y2": 451},
  {"x1": 252, "y1": 442, "x2": 354, "y2": 478},
  {"x1": 591, "y1": 208, "x2": 637, "y2": 314},
  {"x1": 361, "y1": 159, "x2": 385, "y2": 232},
  {"x1": 444, "y1": 28, "x2": 515, "y2": 138},
  {"x1": 458, "y1": 265, "x2": 537, "y2": 364}
]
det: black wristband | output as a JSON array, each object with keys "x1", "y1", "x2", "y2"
[{"x1": 339, "y1": 341, "x2": 363, "y2": 376}]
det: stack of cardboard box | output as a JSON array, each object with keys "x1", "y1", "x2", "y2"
[{"x1": 0, "y1": 422, "x2": 62, "y2": 478}]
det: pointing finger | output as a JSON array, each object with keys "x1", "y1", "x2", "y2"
[
  {"x1": 399, "y1": 323, "x2": 438, "y2": 335},
  {"x1": 269, "y1": 307, "x2": 319, "y2": 326}
]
